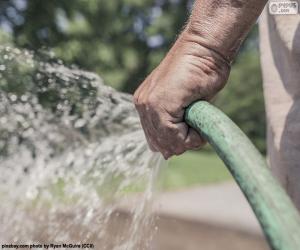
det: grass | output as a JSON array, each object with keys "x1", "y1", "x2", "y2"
[
  {"x1": 158, "y1": 150, "x2": 233, "y2": 191},
  {"x1": 31, "y1": 149, "x2": 234, "y2": 203}
]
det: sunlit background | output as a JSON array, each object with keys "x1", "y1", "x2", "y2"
[
  {"x1": 0, "y1": 0, "x2": 266, "y2": 188},
  {"x1": 0, "y1": 1, "x2": 269, "y2": 249}
]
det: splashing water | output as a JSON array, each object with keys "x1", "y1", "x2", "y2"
[{"x1": 0, "y1": 46, "x2": 163, "y2": 249}]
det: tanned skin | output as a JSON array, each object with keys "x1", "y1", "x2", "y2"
[{"x1": 134, "y1": 0, "x2": 268, "y2": 159}]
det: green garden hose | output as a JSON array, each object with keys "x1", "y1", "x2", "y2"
[{"x1": 185, "y1": 101, "x2": 300, "y2": 250}]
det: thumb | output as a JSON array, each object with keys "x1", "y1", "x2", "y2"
[{"x1": 184, "y1": 127, "x2": 206, "y2": 149}]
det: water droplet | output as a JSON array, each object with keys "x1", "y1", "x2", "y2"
[
  {"x1": 74, "y1": 118, "x2": 86, "y2": 128},
  {"x1": 9, "y1": 94, "x2": 17, "y2": 101},
  {"x1": 26, "y1": 188, "x2": 38, "y2": 200},
  {"x1": 20, "y1": 95, "x2": 28, "y2": 102}
]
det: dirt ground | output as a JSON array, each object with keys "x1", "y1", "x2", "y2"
[
  {"x1": 106, "y1": 210, "x2": 270, "y2": 250},
  {"x1": 5, "y1": 209, "x2": 269, "y2": 250}
]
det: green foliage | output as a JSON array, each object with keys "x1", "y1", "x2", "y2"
[
  {"x1": 158, "y1": 151, "x2": 232, "y2": 190},
  {"x1": 0, "y1": 1, "x2": 266, "y2": 152},
  {"x1": 0, "y1": 46, "x2": 98, "y2": 116},
  {"x1": 0, "y1": 30, "x2": 12, "y2": 44},
  {"x1": 1, "y1": 0, "x2": 191, "y2": 91}
]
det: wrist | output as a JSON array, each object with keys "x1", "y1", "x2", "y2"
[
  {"x1": 185, "y1": 0, "x2": 268, "y2": 63},
  {"x1": 179, "y1": 29, "x2": 232, "y2": 69},
  {"x1": 172, "y1": 31, "x2": 231, "y2": 100},
  {"x1": 184, "y1": 22, "x2": 240, "y2": 64}
]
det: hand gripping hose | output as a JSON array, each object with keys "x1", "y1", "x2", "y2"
[{"x1": 185, "y1": 101, "x2": 300, "y2": 250}]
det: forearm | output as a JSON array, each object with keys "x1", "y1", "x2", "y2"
[{"x1": 184, "y1": 0, "x2": 268, "y2": 63}]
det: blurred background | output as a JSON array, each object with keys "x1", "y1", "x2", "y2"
[
  {"x1": 0, "y1": 1, "x2": 269, "y2": 249},
  {"x1": 0, "y1": 0, "x2": 266, "y2": 190}
]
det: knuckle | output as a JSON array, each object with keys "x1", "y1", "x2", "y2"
[
  {"x1": 174, "y1": 147, "x2": 185, "y2": 156},
  {"x1": 191, "y1": 140, "x2": 205, "y2": 149},
  {"x1": 133, "y1": 94, "x2": 139, "y2": 106},
  {"x1": 162, "y1": 151, "x2": 171, "y2": 160},
  {"x1": 147, "y1": 93, "x2": 159, "y2": 107},
  {"x1": 173, "y1": 128, "x2": 185, "y2": 139},
  {"x1": 168, "y1": 143, "x2": 184, "y2": 156},
  {"x1": 134, "y1": 97, "x2": 146, "y2": 109}
]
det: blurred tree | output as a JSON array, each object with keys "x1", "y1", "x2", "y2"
[
  {"x1": 0, "y1": 0, "x2": 193, "y2": 92},
  {"x1": 0, "y1": 0, "x2": 266, "y2": 152}
]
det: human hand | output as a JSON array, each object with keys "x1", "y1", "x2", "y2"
[{"x1": 134, "y1": 30, "x2": 230, "y2": 159}]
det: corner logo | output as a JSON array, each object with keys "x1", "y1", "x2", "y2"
[{"x1": 269, "y1": 0, "x2": 299, "y2": 15}]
